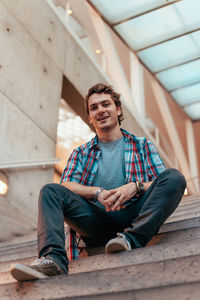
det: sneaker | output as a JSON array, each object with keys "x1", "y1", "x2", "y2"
[
  {"x1": 10, "y1": 257, "x2": 65, "y2": 282},
  {"x1": 105, "y1": 233, "x2": 132, "y2": 254}
]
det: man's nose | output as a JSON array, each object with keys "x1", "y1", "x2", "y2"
[{"x1": 97, "y1": 105, "x2": 105, "y2": 114}]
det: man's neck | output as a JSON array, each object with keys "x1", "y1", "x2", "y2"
[{"x1": 97, "y1": 127, "x2": 122, "y2": 143}]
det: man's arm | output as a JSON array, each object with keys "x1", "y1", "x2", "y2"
[
  {"x1": 61, "y1": 181, "x2": 99, "y2": 199},
  {"x1": 61, "y1": 181, "x2": 116, "y2": 203}
]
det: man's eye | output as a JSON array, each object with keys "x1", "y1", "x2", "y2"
[
  {"x1": 90, "y1": 106, "x2": 97, "y2": 111},
  {"x1": 103, "y1": 103, "x2": 109, "y2": 107}
]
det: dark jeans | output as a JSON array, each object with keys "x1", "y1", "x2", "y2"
[{"x1": 37, "y1": 168, "x2": 186, "y2": 273}]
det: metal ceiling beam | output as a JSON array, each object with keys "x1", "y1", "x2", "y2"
[
  {"x1": 170, "y1": 80, "x2": 200, "y2": 93},
  {"x1": 154, "y1": 57, "x2": 200, "y2": 75},
  {"x1": 169, "y1": 80, "x2": 200, "y2": 93},
  {"x1": 136, "y1": 27, "x2": 200, "y2": 52},
  {"x1": 115, "y1": 0, "x2": 183, "y2": 26},
  {"x1": 182, "y1": 99, "x2": 200, "y2": 108},
  {"x1": 88, "y1": 0, "x2": 183, "y2": 27},
  {"x1": 87, "y1": 0, "x2": 198, "y2": 54}
]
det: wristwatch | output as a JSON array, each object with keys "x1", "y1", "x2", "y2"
[
  {"x1": 136, "y1": 181, "x2": 145, "y2": 195},
  {"x1": 95, "y1": 187, "x2": 104, "y2": 200}
]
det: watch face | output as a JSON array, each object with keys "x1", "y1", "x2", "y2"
[{"x1": 138, "y1": 181, "x2": 145, "y2": 193}]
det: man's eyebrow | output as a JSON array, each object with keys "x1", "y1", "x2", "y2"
[{"x1": 89, "y1": 100, "x2": 111, "y2": 108}]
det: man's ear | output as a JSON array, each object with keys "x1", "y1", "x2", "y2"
[{"x1": 117, "y1": 106, "x2": 122, "y2": 116}]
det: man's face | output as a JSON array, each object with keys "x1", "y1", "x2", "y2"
[{"x1": 88, "y1": 93, "x2": 121, "y2": 131}]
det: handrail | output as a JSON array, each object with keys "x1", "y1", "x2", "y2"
[{"x1": 0, "y1": 159, "x2": 60, "y2": 170}]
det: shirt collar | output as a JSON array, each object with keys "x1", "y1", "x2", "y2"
[{"x1": 88, "y1": 128, "x2": 134, "y2": 149}]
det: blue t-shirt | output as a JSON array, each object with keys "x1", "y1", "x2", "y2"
[{"x1": 92, "y1": 136, "x2": 126, "y2": 190}]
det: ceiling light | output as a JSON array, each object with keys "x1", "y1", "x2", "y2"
[
  {"x1": 67, "y1": 9, "x2": 72, "y2": 15},
  {"x1": 184, "y1": 188, "x2": 188, "y2": 196},
  {"x1": 95, "y1": 49, "x2": 101, "y2": 54},
  {"x1": 0, "y1": 172, "x2": 8, "y2": 196}
]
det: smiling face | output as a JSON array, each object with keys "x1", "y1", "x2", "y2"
[{"x1": 88, "y1": 93, "x2": 122, "y2": 132}]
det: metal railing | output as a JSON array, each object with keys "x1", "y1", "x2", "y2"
[{"x1": 0, "y1": 159, "x2": 60, "y2": 170}]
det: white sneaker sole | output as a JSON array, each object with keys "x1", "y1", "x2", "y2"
[
  {"x1": 10, "y1": 263, "x2": 48, "y2": 282},
  {"x1": 105, "y1": 240, "x2": 131, "y2": 254}
]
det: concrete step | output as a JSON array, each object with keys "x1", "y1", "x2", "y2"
[
  {"x1": 1, "y1": 235, "x2": 200, "y2": 285},
  {"x1": 1, "y1": 253, "x2": 200, "y2": 299},
  {"x1": 180, "y1": 194, "x2": 200, "y2": 203},
  {"x1": 175, "y1": 200, "x2": 200, "y2": 211},
  {"x1": 179, "y1": 198, "x2": 200, "y2": 207},
  {"x1": 167, "y1": 205, "x2": 200, "y2": 218},
  {"x1": 0, "y1": 240, "x2": 37, "y2": 254},
  {"x1": 49, "y1": 282, "x2": 200, "y2": 300},
  {"x1": 165, "y1": 210, "x2": 200, "y2": 223}
]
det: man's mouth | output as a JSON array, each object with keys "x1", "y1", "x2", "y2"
[{"x1": 97, "y1": 116, "x2": 109, "y2": 121}]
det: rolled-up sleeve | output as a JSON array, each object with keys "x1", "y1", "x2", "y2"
[
  {"x1": 144, "y1": 140, "x2": 166, "y2": 181},
  {"x1": 60, "y1": 148, "x2": 83, "y2": 183}
]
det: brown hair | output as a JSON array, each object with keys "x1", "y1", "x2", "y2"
[{"x1": 84, "y1": 83, "x2": 124, "y2": 125}]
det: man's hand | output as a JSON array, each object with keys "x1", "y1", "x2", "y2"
[
  {"x1": 97, "y1": 189, "x2": 117, "y2": 211},
  {"x1": 101, "y1": 182, "x2": 137, "y2": 212}
]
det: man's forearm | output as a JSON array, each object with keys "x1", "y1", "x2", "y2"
[{"x1": 61, "y1": 181, "x2": 99, "y2": 199}]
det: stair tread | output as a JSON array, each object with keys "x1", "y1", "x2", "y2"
[
  {"x1": 49, "y1": 282, "x2": 200, "y2": 300},
  {"x1": 1, "y1": 254, "x2": 200, "y2": 299},
  {"x1": 1, "y1": 237, "x2": 200, "y2": 285}
]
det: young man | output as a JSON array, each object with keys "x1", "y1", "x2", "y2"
[{"x1": 11, "y1": 83, "x2": 186, "y2": 281}]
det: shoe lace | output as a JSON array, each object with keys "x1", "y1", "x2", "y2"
[
  {"x1": 117, "y1": 233, "x2": 131, "y2": 249},
  {"x1": 32, "y1": 257, "x2": 54, "y2": 266}
]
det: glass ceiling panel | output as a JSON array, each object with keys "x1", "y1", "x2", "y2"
[
  {"x1": 138, "y1": 33, "x2": 200, "y2": 72},
  {"x1": 171, "y1": 82, "x2": 200, "y2": 106},
  {"x1": 184, "y1": 102, "x2": 200, "y2": 121},
  {"x1": 156, "y1": 59, "x2": 200, "y2": 91},
  {"x1": 114, "y1": 0, "x2": 200, "y2": 50},
  {"x1": 115, "y1": 5, "x2": 183, "y2": 50},
  {"x1": 192, "y1": 31, "x2": 200, "y2": 49},
  {"x1": 90, "y1": 0, "x2": 175, "y2": 25},
  {"x1": 175, "y1": 0, "x2": 200, "y2": 29}
]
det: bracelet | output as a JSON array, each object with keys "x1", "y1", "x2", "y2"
[{"x1": 95, "y1": 187, "x2": 104, "y2": 200}]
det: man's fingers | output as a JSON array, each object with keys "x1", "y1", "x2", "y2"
[
  {"x1": 111, "y1": 195, "x2": 124, "y2": 211},
  {"x1": 103, "y1": 192, "x2": 119, "y2": 204},
  {"x1": 103, "y1": 190, "x2": 117, "y2": 200}
]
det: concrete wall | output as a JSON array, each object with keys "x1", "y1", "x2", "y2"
[{"x1": 0, "y1": 0, "x2": 63, "y2": 240}]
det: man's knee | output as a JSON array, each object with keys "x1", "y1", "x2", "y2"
[
  {"x1": 164, "y1": 168, "x2": 186, "y2": 190},
  {"x1": 40, "y1": 183, "x2": 59, "y2": 196},
  {"x1": 39, "y1": 183, "x2": 65, "y2": 206},
  {"x1": 39, "y1": 183, "x2": 74, "y2": 205},
  {"x1": 159, "y1": 169, "x2": 186, "y2": 209}
]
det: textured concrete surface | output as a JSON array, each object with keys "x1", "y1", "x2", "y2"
[
  {"x1": 1, "y1": 254, "x2": 200, "y2": 299},
  {"x1": 49, "y1": 282, "x2": 200, "y2": 300},
  {"x1": 1, "y1": 234, "x2": 200, "y2": 284}
]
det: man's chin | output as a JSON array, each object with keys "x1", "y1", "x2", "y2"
[{"x1": 96, "y1": 122, "x2": 114, "y2": 131}]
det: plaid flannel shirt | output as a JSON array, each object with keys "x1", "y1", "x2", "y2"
[{"x1": 60, "y1": 129, "x2": 166, "y2": 260}]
